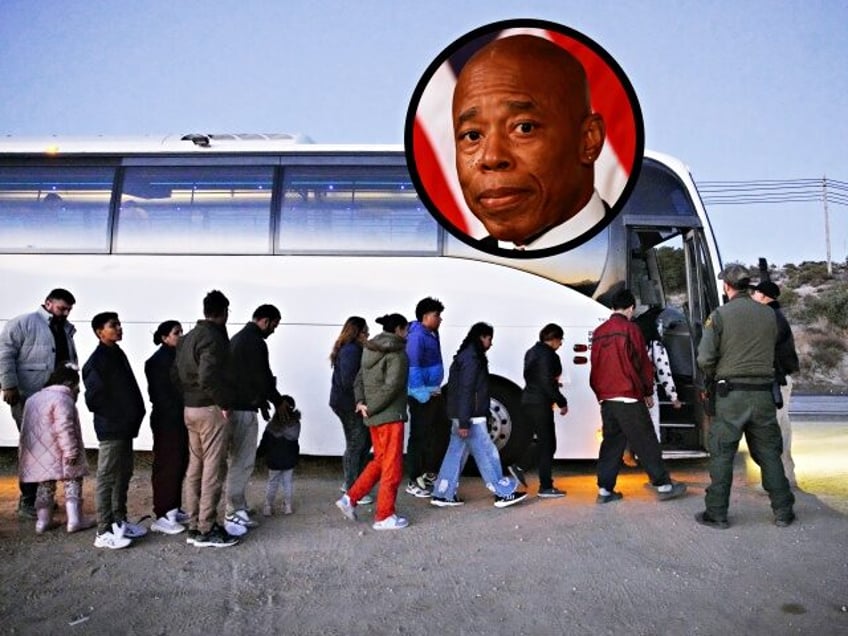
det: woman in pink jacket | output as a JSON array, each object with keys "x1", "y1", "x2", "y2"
[{"x1": 19, "y1": 366, "x2": 95, "y2": 534}]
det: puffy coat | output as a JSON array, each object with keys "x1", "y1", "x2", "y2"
[
  {"x1": 257, "y1": 421, "x2": 300, "y2": 471},
  {"x1": 0, "y1": 307, "x2": 78, "y2": 399},
  {"x1": 19, "y1": 385, "x2": 89, "y2": 483},
  {"x1": 445, "y1": 344, "x2": 490, "y2": 429},
  {"x1": 354, "y1": 332, "x2": 409, "y2": 427},
  {"x1": 406, "y1": 321, "x2": 443, "y2": 404}
]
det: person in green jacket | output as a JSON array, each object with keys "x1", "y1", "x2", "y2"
[
  {"x1": 695, "y1": 263, "x2": 795, "y2": 530},
  {"x1": 336, "y1": 313, "x2": 410, "y2": 531}
]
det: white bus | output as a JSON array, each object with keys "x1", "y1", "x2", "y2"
[{"x1": 0, "y1": 134, "x2": 721, "y2": 461}]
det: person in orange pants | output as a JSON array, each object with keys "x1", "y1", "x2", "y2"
[{"x1": 336, "y1": 313, "x2": 410, "y2": 530}]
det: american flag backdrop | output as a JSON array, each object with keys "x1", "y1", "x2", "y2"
[{"x1": 407, "y1": 24, "x2": 643, "y2": 243}]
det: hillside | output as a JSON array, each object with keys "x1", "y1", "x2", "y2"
[{"x1": 747, "y1": 259, "x2": 848, "y2": 394}]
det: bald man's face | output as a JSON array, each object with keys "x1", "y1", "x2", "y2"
[{"x1": 453, "y1": 46, "x2": 602, "y2": 245}]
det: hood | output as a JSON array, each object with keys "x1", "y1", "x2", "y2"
[{"x1": 362, "y1": 332, "x2": 406, "y2": 370}]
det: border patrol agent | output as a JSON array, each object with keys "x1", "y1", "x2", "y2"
[{"x1": 695, "y1": 263, "x2": 795, "y2": 529}]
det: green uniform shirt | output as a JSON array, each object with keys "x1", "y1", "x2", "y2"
[{"x1": 697, "y1": 293, "x2": 777, "y2": 382}]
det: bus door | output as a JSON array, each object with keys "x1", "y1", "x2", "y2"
[{"x1": 624, "y1": 217, "x2": 718, "y2": 455}]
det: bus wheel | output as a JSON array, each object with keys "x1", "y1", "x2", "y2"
[{"x1": 488, "y1": 379, "x2": 530, "y2": 467}]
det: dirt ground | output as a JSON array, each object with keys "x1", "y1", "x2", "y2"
[{"x1": 1, "y1": 420, "x2": 846, "y2": 636}]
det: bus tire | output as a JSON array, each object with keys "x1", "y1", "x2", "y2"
[{"x1": 488, "y1": 378, "x2": 530, "y2": 467}]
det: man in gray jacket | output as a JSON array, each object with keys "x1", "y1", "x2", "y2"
[{"x1": 0, "y1": 289, "x2": 78, "y2": 518}]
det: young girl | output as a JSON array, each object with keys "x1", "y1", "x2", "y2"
[
  {"x1": 19, "y1": 366, "x2": 96, "y2": 534},
  {"x1": 257, "y1": 395, "x2": 301, "y2": 516}
]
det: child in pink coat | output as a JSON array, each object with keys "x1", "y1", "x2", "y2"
[{"x1": 19, "y1": 366, "x2": 95, "y2": 534}]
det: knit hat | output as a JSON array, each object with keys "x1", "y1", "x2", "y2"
[{"x1": 752, "y1": 280, "x2": 780, "y2": 300}]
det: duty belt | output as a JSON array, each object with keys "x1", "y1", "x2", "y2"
[{"x1": 722, "y1": 381, "x2": 773, "y2": 392}]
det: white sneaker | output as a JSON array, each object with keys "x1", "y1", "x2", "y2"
[
  {"x1": 223, "y1": 520, "x2": 249, "y2": 537},
  {"x1": 94, "y1": 526, "x2": 132, "y2": 550},
  {"x1": 335, "y1": 494, "x2": 357, "y2": 521},
  {"x1": 151, "y1": 515, "x2": 186, "y2": 535},
  {"x1": 405, "y1": 481, "x2": 432, "y2": 498},
  {"x1": 358, "y1": 494, "x2": 374, "y2": 505},
  {"x1": 419, "y1": 473, "x2": 437, "y2": 488},
  {"x1": 117, "y1": 519, "x2": 148, "y2": 538},
  {"x1": 372, "y1": 514, "x2": 409, "y2": 530},
  {"x1": 225, "y1": 509, "x2": 259, "y2": 529},
  {"x1": 282, "y1": 502, "x2": 293, "y2": 515}
]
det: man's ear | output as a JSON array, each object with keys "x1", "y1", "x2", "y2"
[{"x1": 579, "y1": 113, "x2": 606, "y2": 165}]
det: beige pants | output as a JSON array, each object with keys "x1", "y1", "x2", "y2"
[
  {"x1": 183, "y1": 406, "x2": 231, "y2": 534},
  {"x1": 777, "y1": 376, "x2": 796, "y2": 486}
]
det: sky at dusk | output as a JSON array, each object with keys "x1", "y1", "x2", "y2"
[{"x1": 1, "y1": 0, "x2": 846, "y2": 266}]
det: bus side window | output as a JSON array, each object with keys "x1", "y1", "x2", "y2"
[
  {"x1": 278, "y1": 166, "x2": 438, "y2": 255},
  {"x1": 116, "y1": 166, "x2": 274, "y2": 254},
  {"x1": 0, "y1": 166, "x2": 113, "y2": 253}
]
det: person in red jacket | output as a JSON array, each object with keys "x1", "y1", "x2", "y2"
[{"x1": 589, "y1": 289, "x2": 687, "y2": 504}]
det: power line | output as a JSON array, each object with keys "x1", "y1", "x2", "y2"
[
  {"x1": 697, "y1": 177, "x2": 847, "y2": 206},
  {"x1": 697, "y1": 177, "x2": 846, "y2": 274}
]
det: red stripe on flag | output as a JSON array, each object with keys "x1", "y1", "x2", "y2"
[
  {"x1": 412, "y1": 120, "x2": 469, "y2": 233},
  {"x1": 548, "y1": 31, "x2": 637, "y2": 175}
]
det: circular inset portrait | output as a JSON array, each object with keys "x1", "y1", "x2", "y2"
[{"x1": 405, "y1": 19, "x2": 644, "y2": 258}]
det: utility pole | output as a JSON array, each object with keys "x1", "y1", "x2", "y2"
[{"x1": 823, "y1": 176, "x2": 832, "y2": 276}]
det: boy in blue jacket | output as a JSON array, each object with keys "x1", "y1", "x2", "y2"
[{"x1": 404, "y1": 297, "x2": 445, "y2": 497}]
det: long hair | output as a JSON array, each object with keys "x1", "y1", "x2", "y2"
[
  {"x1": 330, "y1": 316, "x2": 367, "y2": 367},
  {"x1": 456, "y1": 322, "x2": 494, "y2": 359}
]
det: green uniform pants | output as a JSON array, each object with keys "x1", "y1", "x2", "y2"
[{"x1": 705, "y1": 389, "x2": 794, "y2": 520}]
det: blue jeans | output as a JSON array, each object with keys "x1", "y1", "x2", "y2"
[{"x1": 432, "y1": 418, "x2": 516, "y2": 500}]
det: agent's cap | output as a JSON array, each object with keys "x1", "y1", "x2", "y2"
[
  {"x1": 752, "y1": 280, "x2": 780, "y2": 300},
  {"x1": 718, "y1": 263, "x2": 750, "y2": 288}
]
